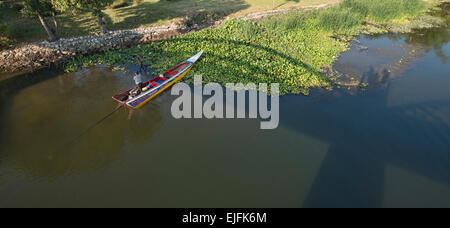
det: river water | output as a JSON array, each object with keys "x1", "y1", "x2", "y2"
[{"x1": 0, "y1": 23, "x2": 449, "y2": 207}]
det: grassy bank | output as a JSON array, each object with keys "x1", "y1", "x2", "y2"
[
  {"x1": 0, "y1": 0, "x2": 337, "y2": 47},
  {"x1": 66, "y1": 0, "x2": 445, "y2": 95},
  {"x1": 67, "y1": 18, "x2": 345, "y2": 95}
]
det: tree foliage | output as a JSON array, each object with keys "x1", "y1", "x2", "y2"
[
  {"x1": 58, "y1": 0, "x2": 114, "y2": 15},
  {"x1": 21, "y1": 0, "x2": 54, "y2": 18},
  {"x1": 59, "y1": 0, "x2": 114, "y2": 34},
  {"x1": 21, "y1": 0, "x2": 59, "y2": 41}
]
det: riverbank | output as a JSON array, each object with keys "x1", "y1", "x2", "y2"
[
  {"x1": 1, "y1": 0, "x2": 448, "y2": 95},
  {"x1": 1, "y1": 23, "x2": 449, "y2": 207},
  {"x1": 0, "y1": 0, "x2": 339, "y2": 48},
  {"x1": 0, "y1": 23, "x2": 188, "y2": 73},
  {"x1": 0, "y1": 2, "x2": 340, "y2": 74},
  {"x1": 66, "y1": 0, "x2": 449, "y2": 95}
]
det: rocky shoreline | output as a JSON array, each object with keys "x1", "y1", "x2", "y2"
[{"x1": 0, "y1": 23, "x2": 209, "y2": 73}]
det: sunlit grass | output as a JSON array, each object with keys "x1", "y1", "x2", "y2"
[
  {"x1": 64, "y1": 0, "x2": 439, "y2": 95},
  {"x1": 313, "y1": 0, "x2": 427, "y2": 33},
  {"x1": 1, "y1": 0, "x2": 337, "y2": 44}
]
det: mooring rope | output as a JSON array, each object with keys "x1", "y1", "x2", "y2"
[{"x1": 65, "y1": 105, "x2": 124, "y2": 147}]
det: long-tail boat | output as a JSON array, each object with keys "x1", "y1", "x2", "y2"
[{"x1": 113, "y1": 51, "x2": 203, "y2": 109}]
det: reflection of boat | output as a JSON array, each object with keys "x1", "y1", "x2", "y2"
[{"x1": 113, "y1": 51, "x2": 204, "y2": 109}]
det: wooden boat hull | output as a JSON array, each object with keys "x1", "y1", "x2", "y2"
[
  {"x1": 127, "y1": 65, "x2": 193, "y2": 109},
  {"x1": 112, "y1": 51, "x2": 203, "y2": 110}
]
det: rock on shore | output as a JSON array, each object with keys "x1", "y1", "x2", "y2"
[{"x1": 0, "y1": 23, "x2": 190, "y2": 73}]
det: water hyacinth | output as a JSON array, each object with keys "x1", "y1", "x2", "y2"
[
  {"x1": 66, "y1": 18, "x2": 345, "y2": 95},
  {"x1": 65, "y1": 0, "x2": 432, "y2": 95}
]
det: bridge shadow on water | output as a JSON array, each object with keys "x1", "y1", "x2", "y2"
[
  {"x1": 155, "y1": 33, "x2": 450, "y2": 207},
  {"x1": 281, "y1": 66, "x2": 450, "y2": 207},
  {"x1": 293, "y1": 27, "x2": 450, "y2": 208},
  {"x1": 1, "y1": 22, "x2": 449, "y2": 206}
]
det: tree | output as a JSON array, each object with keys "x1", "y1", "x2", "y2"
[
  {"x1": 70, "y1": 0, "x2": 114, "y2": 34},
  {"x1": 22, "y1": 0, "x2": 58, "y2": 41},
  {"x1": 49, "y1": 0, "x2": 62, "y2": 34}
]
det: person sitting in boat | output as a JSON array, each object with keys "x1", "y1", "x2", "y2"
[{"x1": 129, "y1": 71, "x2": 145, "y2": 97}]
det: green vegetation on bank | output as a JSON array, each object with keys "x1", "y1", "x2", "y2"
[
  {"x1": 0, "y1": 0, "x2": 335, "y2": 48},
  {"x1": 0, "y1": 1, "x2": 14, "y2": 49},
  {"x1": 67, "y1": 18, "x2": 346, "y2": 95},
  {"x1": 316, "y1": 0, "x2": 428, "y2": 33},
  {"x1": 65, "y1": 0, "x2": 443, "y2": 95}
]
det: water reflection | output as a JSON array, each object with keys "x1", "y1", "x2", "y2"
[
  {"x1": 404, "y1": 27, "x2": 450, "y2": 64},
  {"x1": 0, "y1": 16, "x2": 449, "y2": 207},
  {"x1": 281, "y1": 87, "x2": 450, "y2": 207},
  {"x1": 332, "y1": 25, "x2": 449, "y2": 95},
  {"x1": 295, "y1": 25, "x2": 450, "y2": 207},
  {"x1": 0, "y1": 70, "x2": 60, "y2": 98},
  {"x1": 0, "y1": 67, "x2": 163, "y2": 181}
]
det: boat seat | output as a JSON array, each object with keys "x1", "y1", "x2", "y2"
[{"x1": 118, "y1": 95, "x2": 128, "y2": 102}]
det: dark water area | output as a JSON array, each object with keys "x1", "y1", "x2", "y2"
[{"x1": 0, "y1": 25, "x2": 449, "y2": 207}]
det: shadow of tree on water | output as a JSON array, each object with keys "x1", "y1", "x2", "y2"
[{"x1": 0, "y1": 67, "x2": 164, "y2": 181}]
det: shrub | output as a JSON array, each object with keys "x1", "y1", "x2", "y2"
[
  {"x1": 339, "y1": 0, "x2": 426, "y2": 23},
  {"x1": 318, "y1": 0, "x2": 427, "y2": 27},
  {"x1": 402, "y1": 0, "x2": 426, "y2": 16},
  {"x1": 0, "y1": 23, "x2": 14, "y2": 50},
  {"x1": 340, "y1": 0, "x2": 369, "y2": 18},
  {"x1": 279, "y1": 12, "x2": 308, "y2": 30},
  {"x1": 368, "y1": 0, "x2": 403, "y2": 22},
  {"x1": 239, "y1": 20, "x2": 261, "y2": 40},
  {"x1": 0, "y1": 23, "x2": 12, "y2": 38},
  {"x1": 318, "y1": 8, "x2": 363, "y2": 31}
]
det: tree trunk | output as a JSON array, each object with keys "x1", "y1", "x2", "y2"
[
  {"x1": 52, "y1": 11, "x2": 58, "y2": 34},
  {"x1": 37, "y1": 13, "x2": 57, "y2": 42},
  {"x1": 97, "y1": 13, "x2": 107, "y2": 35}
]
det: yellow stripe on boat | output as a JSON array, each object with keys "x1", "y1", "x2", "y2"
[
  {"x1": 131, "y1": 65, "x2": 193, "y2": 109},
  {"x1": 114, "y1": 51, "x2": 203, "y2": 110}
]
